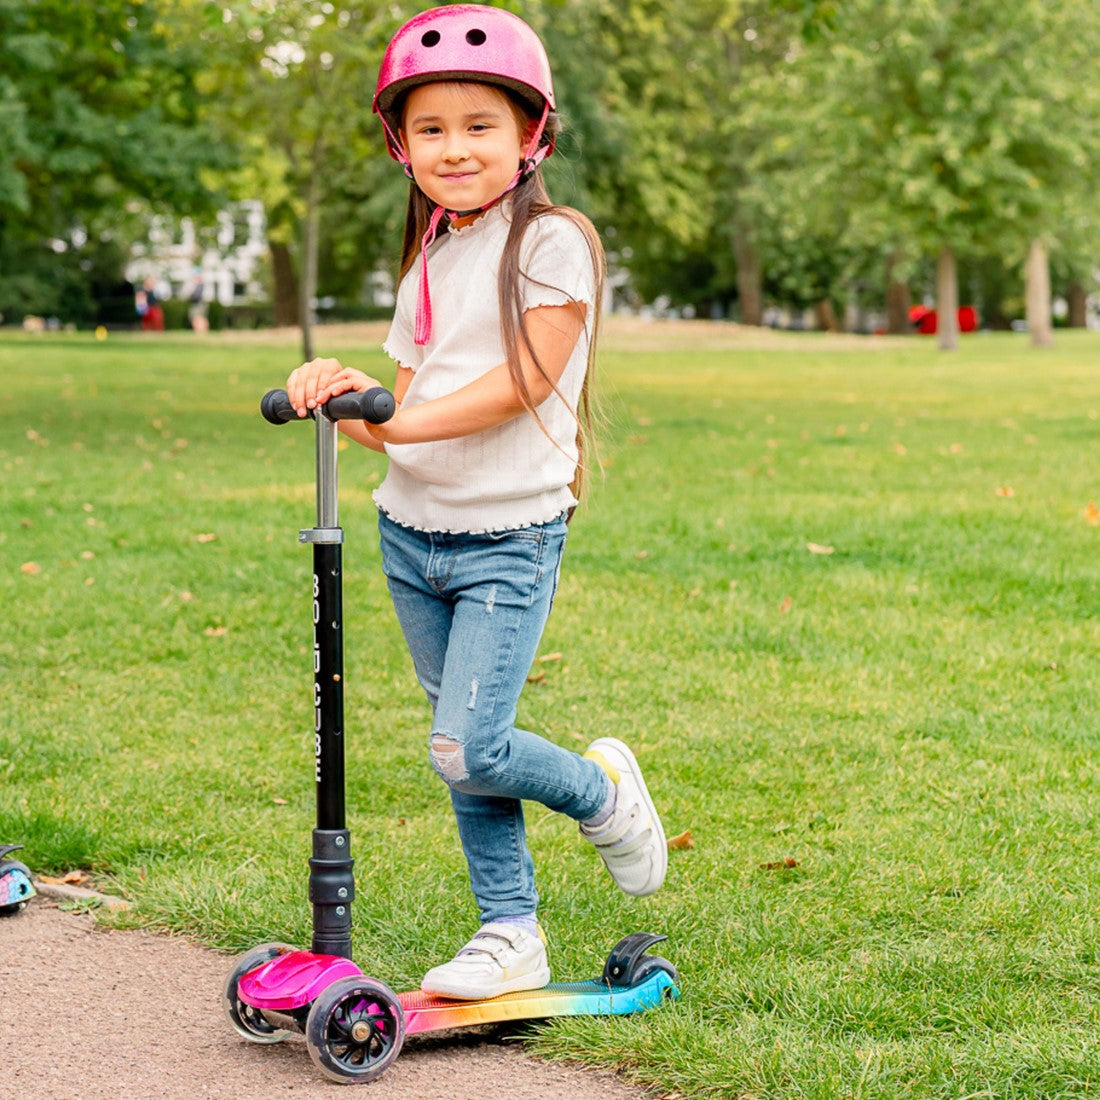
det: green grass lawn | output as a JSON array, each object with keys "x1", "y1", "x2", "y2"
[{"x1": 2, "y1": 323, "x2": 1098, "y2": 1098}]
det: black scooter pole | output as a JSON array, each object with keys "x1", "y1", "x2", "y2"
[{"x1": 261, "y1": 386, "x2": 395, "y2": 958}]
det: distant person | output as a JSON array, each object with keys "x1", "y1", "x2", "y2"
[
  {"x1": 188, "y1": 270, "x2": 209, "y2": 334},
  {"x1": 137, "y1": 277, "x2": 164, "y2": 332}
]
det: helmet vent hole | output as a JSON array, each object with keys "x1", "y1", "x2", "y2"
[
  {"x1": 465, "y1": 29, "x2": 487, "y2": 46},
  {"x1": 421, "y1": 30, "x2": 441, "y2": 47}
]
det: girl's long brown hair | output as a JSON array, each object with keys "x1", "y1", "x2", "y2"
[{"x1": 395, "y1": 94, "x2": 605, "y2": 503}]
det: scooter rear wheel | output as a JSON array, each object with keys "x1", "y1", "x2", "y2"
[
  {"x1": 223, "y1": 942, "x2": 297, "y2": 1044},
  {"x1": 305, "y1": 975, "x2": 405, "y2": 1083}
]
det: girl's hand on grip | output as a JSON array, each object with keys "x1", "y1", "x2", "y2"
[{"x1": 286, "y1": 357, "x2": 344, "y2": 417}]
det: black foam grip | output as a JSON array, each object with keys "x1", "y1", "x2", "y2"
[
  {"x1": 327, "y1": 387, "x2": 396, "y2": 424},
  {"x1": 260, "y1": 387, "x2": 396, "y2": 425},
  {"x1": 260, "y1": 388, "x2": 297, "y2": 424}
]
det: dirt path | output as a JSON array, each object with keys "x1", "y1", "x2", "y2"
[{"x1": 1, "y1": 899, "x2": 656, "y2": 1100}]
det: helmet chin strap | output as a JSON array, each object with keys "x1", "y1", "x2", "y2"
[{"x1": 412, "y1": 102, "x2": 551, "y2": 346}]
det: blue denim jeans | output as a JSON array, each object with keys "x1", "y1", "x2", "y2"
[{"x1": 378, "y1": 511, "x2": 610, "y2": 923}]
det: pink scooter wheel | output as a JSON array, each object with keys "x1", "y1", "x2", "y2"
[
  {"x1": 305, "y1": 975, "x2": 405, "y2": 1083},
  {"x1": 223, "y1": 943, "x2": 297, "y2": 1044}
]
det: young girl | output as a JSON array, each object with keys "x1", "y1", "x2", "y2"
[{"x1": 285, "y1": 4, "x2": 666, "y2": 1001}]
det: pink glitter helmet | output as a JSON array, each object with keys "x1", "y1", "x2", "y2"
[{"x1": 372, "y1": 4, "x2": 556, "y2": 169}]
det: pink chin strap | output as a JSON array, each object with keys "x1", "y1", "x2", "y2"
[{"x1": 384, "y1": 103, "x2": 551, "y2": 346}]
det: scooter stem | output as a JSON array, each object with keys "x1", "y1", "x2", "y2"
[{"x1": 300, "y1": 410, "x2": 354, "y2": 958}]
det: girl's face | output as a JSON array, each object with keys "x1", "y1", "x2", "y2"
[{"x1": 400, "y1": 82, "x2": 530, "y2": 227}]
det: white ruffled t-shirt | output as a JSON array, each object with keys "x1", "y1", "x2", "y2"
[{"x1": 373, "y1": 201, "x2": 598, "y2": 533}]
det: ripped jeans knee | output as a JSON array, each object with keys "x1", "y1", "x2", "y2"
[{"x1": 430, "y1": 732, "x2": 469, "y2": 785}]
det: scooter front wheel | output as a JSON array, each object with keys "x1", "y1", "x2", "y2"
[
  {"x1": 223, "y1": 942, "x2": 297, "y2": 1044},
  {"x1": 305, "y1": 975, "x2": 405, "y2": 1084}
]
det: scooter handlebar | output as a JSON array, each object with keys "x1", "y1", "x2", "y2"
[{"x1": 261, "y1": 387, "x2": 396, "y2": 425}]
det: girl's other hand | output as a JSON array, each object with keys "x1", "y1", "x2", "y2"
[{"x1": 316, "y1": 367, "x2": 384, "y2": 409}]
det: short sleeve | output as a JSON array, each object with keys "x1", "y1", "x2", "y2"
[
  {"x1": 518, "y1": 215, "x2": 598, "y2": 313},
  {"x1": 382, "y1": 269, "x2": 424, "y2": 371}
]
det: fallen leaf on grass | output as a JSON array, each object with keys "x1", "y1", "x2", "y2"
[
  {"x1": 1083, "y1": 501, "x2": 1100, "y2": 526},
  {"x1": 20, "y1": 562, "x2": 40, "y2": 574},
  {"x1": 196, "y1": 532, "x2": 218, "y2": 543},
  {"x1": 536, "y1": 652, "x2": 563, "y2": 663},
  {"x1": 807, "y1": 542, "x2": 835, "y2": 555},
  {"x1": 526, "y1": 669, "x2": 546, "y2": 684},
  {"x1": 779, "y1": 596, "x2": 793, "y2": 614},
  {"x1": 204, "y1": 625, "x2": 228, "y2": 637},
  {"x1": 667, "y1": 830, "x2": 694, "y2": 850},
  {"x1": 758, "y1": 858, "x2": 800, "y2": 871},
  {"x1": 272, "y1": 797, "x2": 288, "y2": 806},
  {"x1": 995, "y1": 486, "x2": 1016, "y2": 498},
  {"x1": 39, "y1": 870, "x2": 91, "y2": 886}
]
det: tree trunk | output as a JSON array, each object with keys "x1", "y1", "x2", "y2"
[
  {"x1": 299, "y1": 170, "x2": 321, "y2": 363},
  {"x1": 1025, "y1": 239, "x2": 1053, "y2": 347},
  {"x1": 815, "y1": 298, "x2": 839, "y2": 332},
  {"x1": 732, "y1": 228, "x2": 763, "y2": 326},
  {"x1": 886, "y1": 252, "x2": 911, "y2": 334},
  {"x1": 270, "y1": 241, "x2": 299, "y2": 328},
  {"x1": 936, "y1": 246, "x2": 959, "y2": 351},
  {"x1": 1066, "y1": 281, "x2": 1087, "y2": 329}
]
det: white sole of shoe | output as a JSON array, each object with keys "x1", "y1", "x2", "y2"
[{"x1": 422, "y1": 965, "x2": 552, "y2": 1001}]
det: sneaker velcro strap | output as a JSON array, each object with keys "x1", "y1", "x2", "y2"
[
  {"x1": 597, "y1": 826, "x2": 655, "y2": 858},
  {"x1": 584, "y1": 804, "x2": 648, "y2": 847},
  {"x1": 459, "y1": 923, "x2": 524, "y2": 961}
]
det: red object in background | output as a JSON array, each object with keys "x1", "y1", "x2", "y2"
[{"x1": 908, "y1": 305, "x2": 978, "y2": 334}]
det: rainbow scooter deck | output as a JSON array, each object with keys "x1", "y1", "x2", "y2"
[
  {"x1": 396, "y1": 930, "x2": 678, "y2": 1035},
  {"x1": 399, "y1": 970, "x2": 677, "y2": 1036}
]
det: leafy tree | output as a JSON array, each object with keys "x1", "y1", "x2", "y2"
[
  {"x1": 0, "y1": 0, "x2": 229, "y2": 323},
  {"x1": 536, "y1": 0, "x2": 723, "y2": 310},
  {"x1": 789, "y1": 0, "x2": 1100, "y2": 348},
  {"x1": 198, "y1": 0, "x2": 414, "y2": 358}
]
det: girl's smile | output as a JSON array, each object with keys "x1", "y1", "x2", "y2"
[{"x1": 401, "y1": 82, "x2": 530, "y2": 226}]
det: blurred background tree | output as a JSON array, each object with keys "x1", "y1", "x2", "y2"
[{"x1": 0, "y1": 0, "x2": 231, "y2": 325}]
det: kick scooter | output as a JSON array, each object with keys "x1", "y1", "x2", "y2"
[
  {"x1": 223, "y1": 386, "x2": 679, "y2": 1085},
  {"x1": 0, "y1": 844, "x2": 35, "y2": 914}
]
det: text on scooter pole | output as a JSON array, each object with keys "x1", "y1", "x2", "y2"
[{"x1": 314, "y1": 571, "x2": 322, "y2": 783}]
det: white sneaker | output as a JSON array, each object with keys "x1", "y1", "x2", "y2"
[
  {"x1": 580, "y1": 737, "x2": 667, "y2": 897},
  {"x1": 420, "y1": 922, "x2": 550, "y2": 1000}
]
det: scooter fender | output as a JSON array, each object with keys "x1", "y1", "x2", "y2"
[{"x1": 237, "y1": 950, "x2": 364, "y2": 1011}]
